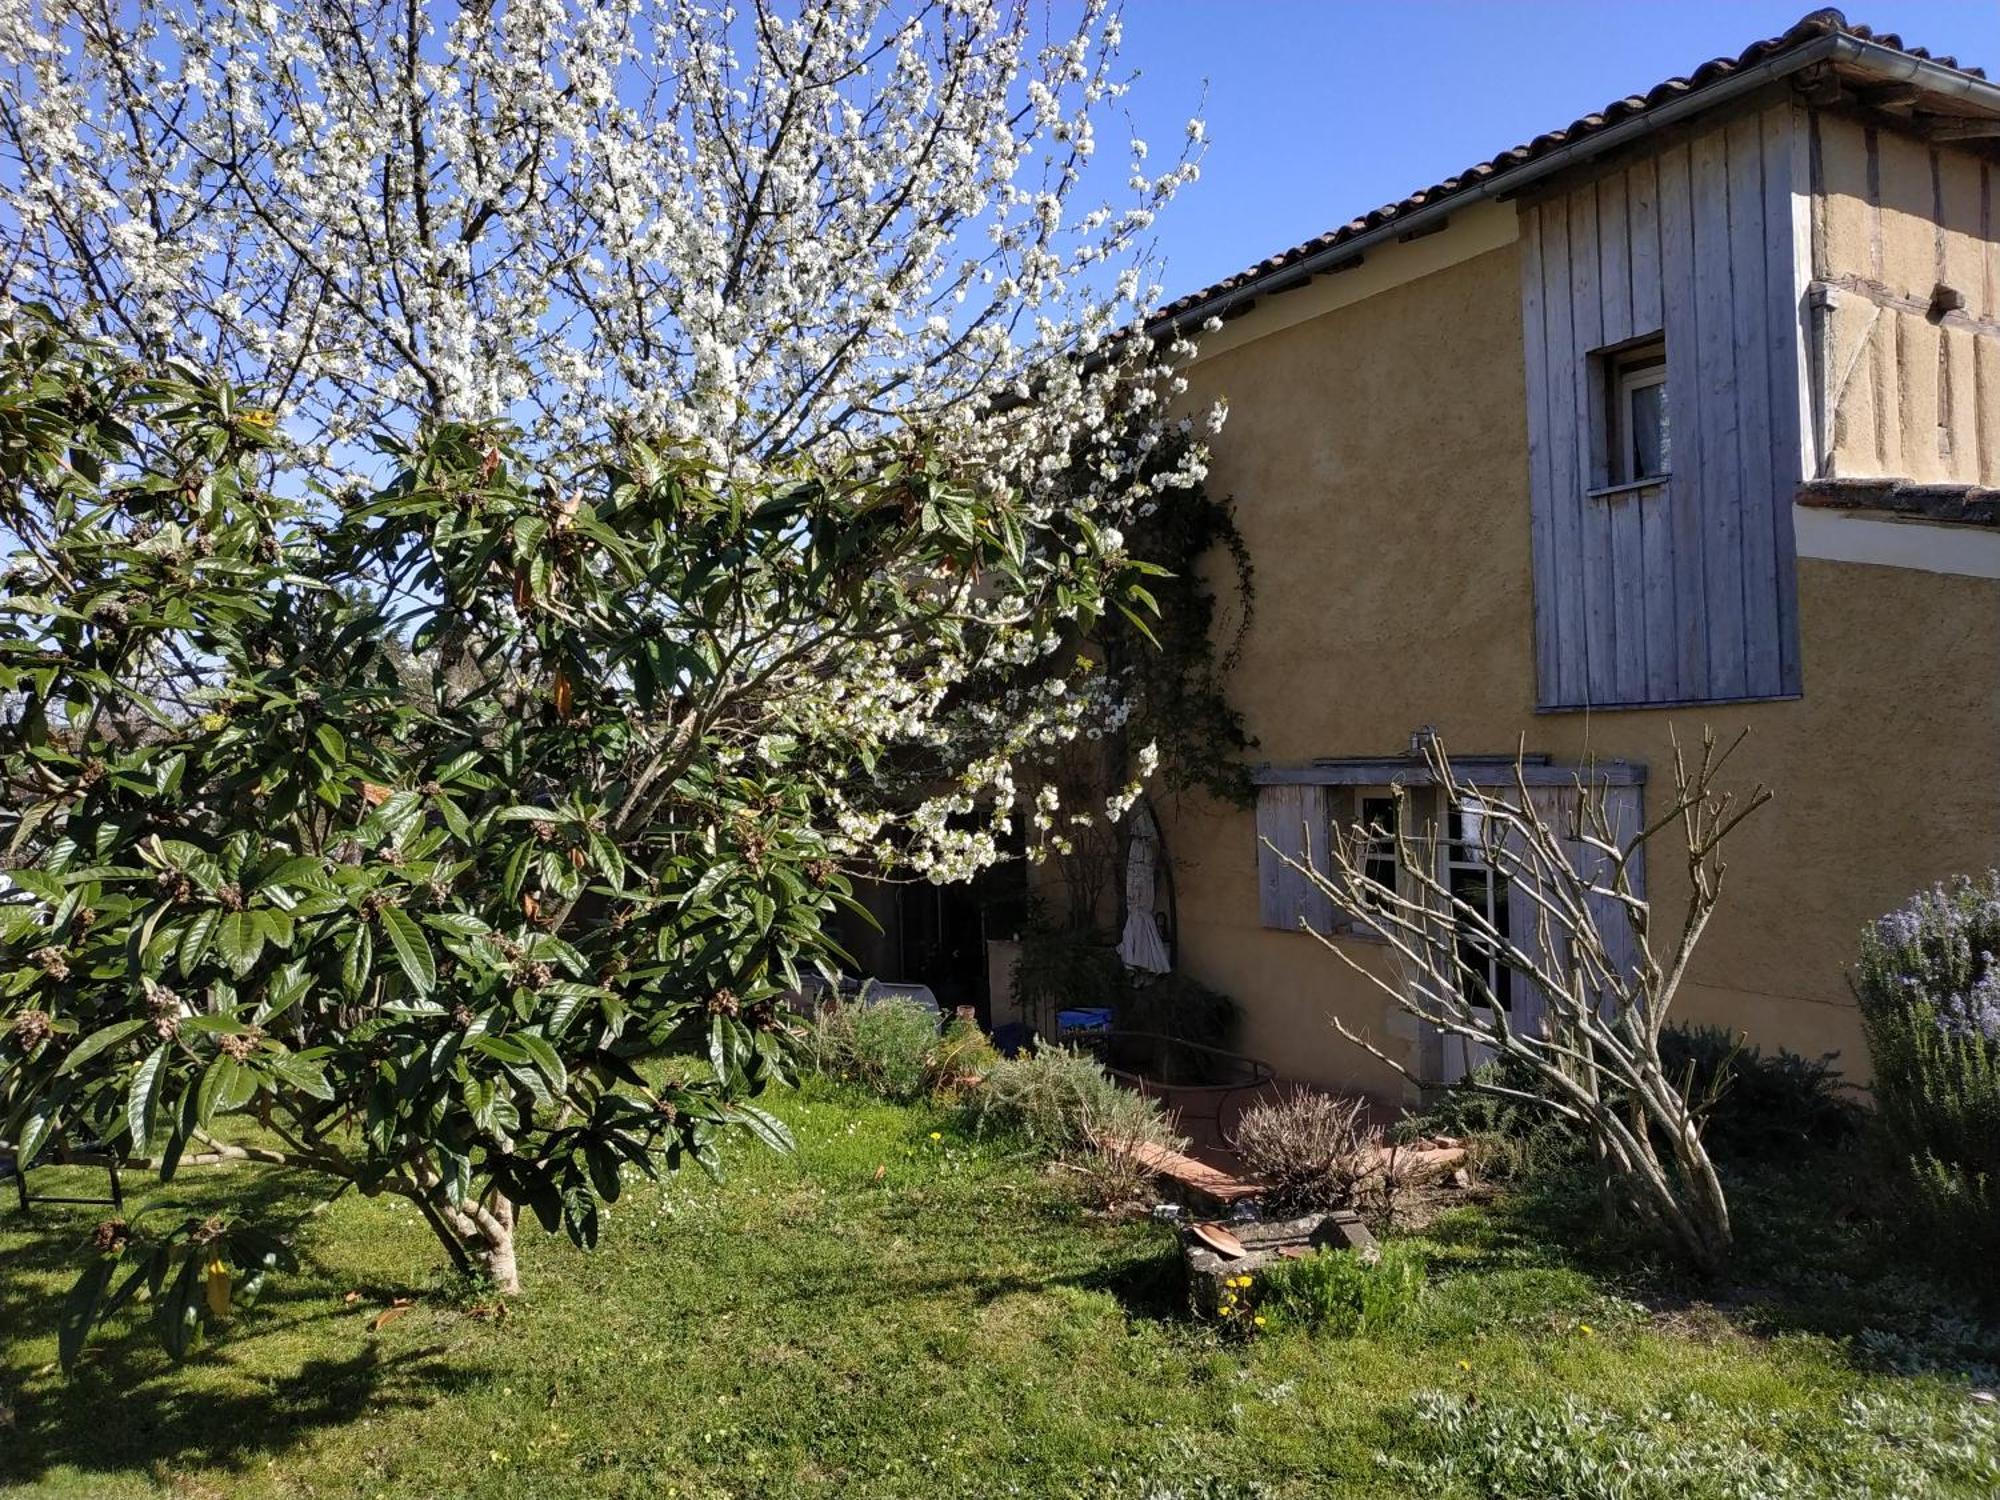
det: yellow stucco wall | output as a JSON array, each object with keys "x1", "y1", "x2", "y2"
[{"x1": 1160, "y1": 230, "x2": 2000, "y2": 1105}]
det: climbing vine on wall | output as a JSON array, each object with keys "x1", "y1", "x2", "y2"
[{"x1": 1109, "y1": 430, "x2": 1257, "y2": 807}]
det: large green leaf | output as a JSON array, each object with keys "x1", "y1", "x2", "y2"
[
  {"x1": 728, "y1": 1102, "x2": 796, "y2": 1155},
  {"x1": 379, "y1": 907, "x2": 435, "y2": 995},
  {"x1": 340, "y1": 925, "x2": 373, "y2": 997},
  {"x1": 214, "y1": 911, "x2": 265, "y2": 976},
  {"x1": 126, "y1": 1044, "x2": 169, "y2": 1153},
  {"x1": 59, "y1": 1018, "x2": 145, "y2": 1076},
  {"x1": 514, "y1": 1032, "x2": 567, "y2": 1097}
]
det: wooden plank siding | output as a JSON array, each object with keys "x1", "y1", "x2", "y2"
[{"x1": 1519, "y1": 104, "x2": 1807, "y2": 710}]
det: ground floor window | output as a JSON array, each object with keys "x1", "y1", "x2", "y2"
[{"x1": 1441, "y1": 802, "x2": 1513, "y2": 1013}]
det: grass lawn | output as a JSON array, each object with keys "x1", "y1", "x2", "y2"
[{"x1": 2, "y1": 1082, "x2": 1996, "y2": 1498}]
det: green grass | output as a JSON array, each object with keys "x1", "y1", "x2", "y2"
[{"x1": 2, "y1": 1085, "x2": 1995, "y2": 1498}]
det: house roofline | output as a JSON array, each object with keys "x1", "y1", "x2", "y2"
[{"x1": 1148, "y1": 22, "x2": 2000, "y2": 342}]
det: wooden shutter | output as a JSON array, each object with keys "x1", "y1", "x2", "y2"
[
  {"x1": 1255, "y1": 784, "x2": 1335, "y2": 934},
  {"x1": 1507, "y1": 782, "x2": 1647, "y2": 1029}
]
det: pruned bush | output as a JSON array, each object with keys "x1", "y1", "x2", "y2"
[
  {"x1": 1657, "y1": 1023, "x2": 1862, "y2": 1160},
  {"x1": 1854, "y1": 873, "x2": 2000, "y2": 1262},
  {"x1": 1233, "y1": 1090, "x2": 1383, "y2": 1212},
  {"x1": 1257, "y1": 1242, "x2": 1424, "y2": 1336},
  {"x1": 1303, "y1": 732, "x2": 1767, "y2": 1275}
]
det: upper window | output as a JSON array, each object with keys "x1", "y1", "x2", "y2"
[{"x1": 1607, "y1": 340, "x2": 1669, "y2": 484}]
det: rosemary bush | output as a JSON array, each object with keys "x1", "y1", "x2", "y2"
[{"x1": 1854, "y1": 873, "x2": 2000, "y2": 1262}]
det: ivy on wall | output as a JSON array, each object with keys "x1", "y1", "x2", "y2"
[{"x1": 1109, "y1": 430, "x2": 1257, "y2": 808}]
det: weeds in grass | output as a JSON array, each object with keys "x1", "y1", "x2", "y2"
[
  {"x1": 1382, "y1": 1386, "x2": 2000, "y2": 1500},
  {"x1": 1258, "y1": 1244, "x2": 1425, "y2": 1337}
]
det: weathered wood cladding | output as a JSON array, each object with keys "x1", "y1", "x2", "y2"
[
  {"x1": 1520, "y1": 104, "x2": 1807, "y2": 709},
  {"x1": 1808, "y1": 111, "x2": 2000, "y2": 486}
]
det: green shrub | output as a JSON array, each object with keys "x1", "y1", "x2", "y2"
[
  {"x1": 1409, "y1": 1028, "x2": 1862, "y2": 1181},
  {"x1": 1658, "y1": 1023, "x2": 1862, "y2": 1160},
  {"x1": 966, "y1": 1045, "x2": 1176, "y2": 1153},
  {"x1": 1854, "y1": 873, "x2": 2000, "y2": 1262},
  {"x1": 808, "y1": 1000, "x2": 1003, "y2": 1103},
  {"x1": 964, "y1": 1045, "x2": 1183, "y2": 1207},
  {"x1": 1400, "y1": 1057, "x2": 1583, "y2": 1182},
  {"x1": 1257, "y1": 1242, "x2": 1424, "y2": 1336},
  {"x1": 807, "y1": 997, "x2": 940, "y2": 1102},
  {"x1": 928, "y1": 1012, "x2": 1000, "y2": 1096},
  {"x1": 1119, "y1": 971, "x2": 1238, "y2": 1050}
]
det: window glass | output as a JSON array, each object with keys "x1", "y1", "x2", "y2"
[
  {"x1": 1627, "y1": 375, "x2": 1669, "y2": 480},
  {"x1": 1359, "y1": 795, "x2": 1398, "y2": 907},
  {"x1": 1443, "y1": 806, "x2": 1512, "y2": 1012},
  {"x1": 1604, "y1": 338, "x2": 1669, "y2": 485}
]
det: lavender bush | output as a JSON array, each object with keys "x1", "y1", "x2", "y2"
[{"x1": 1854, "y1": 873, "x2": 2000, "y2": 1264}]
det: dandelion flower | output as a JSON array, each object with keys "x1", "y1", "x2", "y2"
[{"x1": 1457, "y1": 1360, "x2": 1471, "y2": 1371}]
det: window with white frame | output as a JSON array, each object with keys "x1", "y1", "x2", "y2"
[
  {"x1": 1441, "y1": 801, "x2": 1514, "y2": 1013},
  {"x1": 1604, "y1": 338, "x2": 1670, "y2": 485},
  {"x1": 1321, "y1": 787, "x2": 1408, "y2": 931}
]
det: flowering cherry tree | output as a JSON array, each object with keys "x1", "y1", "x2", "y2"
[
  {"x1": 0, "y1": 0, "x2": 1215, "y2": 1360},
  {"x1": 0, "y1": 0, "x2": 1202, "y2": 475}
]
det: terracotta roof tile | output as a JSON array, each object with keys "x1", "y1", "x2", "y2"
[{"x1": 1150, "y1": 9, "x2": 1991, "y2": 329}]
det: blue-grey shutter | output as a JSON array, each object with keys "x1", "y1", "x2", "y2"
[{"x1": 1255, "y1": 784, "x2": 1335, "y2": 934}]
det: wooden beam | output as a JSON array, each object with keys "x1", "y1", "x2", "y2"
[
  {"x1": 1915, "y1": 114, "x2": 2000, "y2": 143},
  {"x1": 1251, "y1": 760, "x2": 1647, "y2": 789},
  {"x1": 1855, "y1": 81, "x2": 1921, "y2": 112}
]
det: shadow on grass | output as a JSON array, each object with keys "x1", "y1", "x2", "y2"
[
  {"x1": 1066, "y1": 1243, "x2": 1187, "y2": 1321},
  {"x1": 0, "y1": 1168, "x2": 470, "y2": 1488},
  {"x1": 3, "y1": 1340, "x2": 464, "y2": 1487},
  {"x1": 1412, "y1": 1144, "x2": 2000, "y2": 1381}
]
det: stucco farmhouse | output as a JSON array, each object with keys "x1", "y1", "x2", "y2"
[{"x1": 1131, "y1": 8, "x2": 2000, "y2": 1099}]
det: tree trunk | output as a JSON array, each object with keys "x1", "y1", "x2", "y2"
[
  {"x1": 415, "y1": 1176, "x2": 523, "y2": 1295},
  {"x1": 442, "y1": 1192, "x2": 520, "y2": 1295},
  {"x1": 472, "y1": 1195, "x2": 520, "y2": 1295}
]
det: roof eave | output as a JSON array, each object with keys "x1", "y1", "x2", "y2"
[{"x1": 1151, "y1": 31, "x2": 2000, "y2": 341}]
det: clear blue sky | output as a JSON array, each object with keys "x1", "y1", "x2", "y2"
[{"x1": 1115, "y1": 1, "x2": 2000, "y2": 303}]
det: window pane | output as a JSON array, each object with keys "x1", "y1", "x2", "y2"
[
  {"x1": 1359, "y1": 795, "x2": 1398, "y2": 905},
  {"x1": 1629, "y1": 378, "x2": 1669, "y2": 479},
  {"x1": 1445, "y1": 807, "x2": 1512, "y2": 1013}
]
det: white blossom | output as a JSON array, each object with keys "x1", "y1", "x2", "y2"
[{"x1": 0, "y1": 0, "x2": 1221, "y2": 882}]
